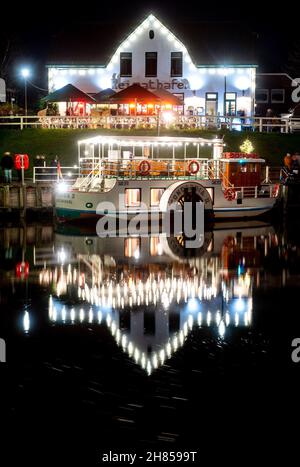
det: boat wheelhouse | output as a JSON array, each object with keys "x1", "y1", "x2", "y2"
[{"x1": 55, "y1": 134, "x2": 280, "y2": 221}]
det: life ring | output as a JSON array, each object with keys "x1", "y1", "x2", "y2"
[
  {"x1": 188, "y1": 160, "x2": 200, "y2": 175},
  {"x1": 138, "y1": 160, "x2": 151, "y2": 176},
  {"x1": 224, "y1": 188, "x2": 236, "y2": 201}
]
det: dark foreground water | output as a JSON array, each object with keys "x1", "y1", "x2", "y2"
[{"x1": 0, "y1": 219, "x2": 299, "y2": 465}]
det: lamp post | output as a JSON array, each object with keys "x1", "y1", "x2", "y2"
[{"x1": 21, "y1": 68, "x2": 30, "y2": 117}]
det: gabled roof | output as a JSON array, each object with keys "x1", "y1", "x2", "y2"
[
  {"x1": 47, "y1": 14, "x2": 258, "y2": 67},
  {"x1": 109, "y1": 83, "x2": 161, "y2": 103},
  {"x1": 151, "y1": 88, "x2": 182, "y2": 105},
  {"x1": 43, "y1": 83, "x2": 96, "y2": 103},
  {"x1": 93, "y1": 88, "x2": 116, "y2": 103}
]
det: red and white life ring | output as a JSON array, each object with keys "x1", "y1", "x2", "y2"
[
  {"x1": 15, "y1": 261, "x2": 29, "y2": 279},
  {"x1": 138, "y1": 160, "x2": 151, "y2": 176},
  {"x1": 224, "y1": 188, "x2": 236, "y2": 201},
  {"x1": 188, "y1": 160, "x2": 200, "y2": 175}
]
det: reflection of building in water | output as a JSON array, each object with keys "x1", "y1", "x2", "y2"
[{"x1": 38, "y1": 223, "x2": 278, "y2": 374}]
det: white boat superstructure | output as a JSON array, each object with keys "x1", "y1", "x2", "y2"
[{"x1": 55, "y1": 135, "x2": 280, "y2": 221}]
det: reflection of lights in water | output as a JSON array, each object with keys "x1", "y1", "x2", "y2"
[
  {"x1": 57, "y1": 248, "x2": 67, "y2": 264},
  {"x1": 23, "y1": 311, "x2": 30, "y2": 333},
  {"x1": 97, "y1": 310, "x2": 102, "y2": 324},
  {"x1": 52, "y1": 306, "x2": 57, "y2": 322},
  {"x1": 128, "y1": 341, "x2": 134, "y2": 356},
  {"x1": 187, "y1": 297, "x2": 200, "y2": 313},
  {"x1": 197, "y1": 311, "x2": 202, "y2": 326},
  {"x1": 71, "y1": 308, "x2": 75, "y2": 323},
  {"x1": 225, "y1": 312, "x2": 230, "y2": 326},
  {"x1": 159, "y1": 349, "x2": 165, "y2": 363},
  {"x1": 207, "y1": 311, "x2": 212, "y2": 326},
  {"x1": 79, "y1": 308, "x2": 84, "y2": 322},
  {"x1": 45, "y1": 299, "x2": 252, "y2": 376},
  {"x1": 45, "y1": 245, "x2": 255, "y2": 375},
  {"x1": 218, "y1": 320, "x2": 226, "y2": 338},
  {"x1": 89, "y1": 308, "x2": 93, "y2": 323},
  {"x1": 235, "y1": 312, "x2": 239, "y2": 327},
  {"x1": 235, "y1": 297, "x2": 245, "y2": 312}
]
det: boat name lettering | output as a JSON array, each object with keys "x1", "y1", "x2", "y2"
[{"x1": 56, "y1": 198, "x2": 73, "y2": 205}]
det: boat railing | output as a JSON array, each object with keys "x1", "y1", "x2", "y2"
[
  {"x1": 89, "y1": 158, "x2": 212, "y2": 180},
  {"x1": 234, "y1": 184, "x2": 278, "y2": 199}
]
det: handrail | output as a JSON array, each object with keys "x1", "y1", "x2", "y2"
[{"x1": 1, "y1": 114, "x2": 300, "y2": 133}]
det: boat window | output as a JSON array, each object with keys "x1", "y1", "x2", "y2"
[
  {"x1": 150, "y1": 188, "x2": 165, "y2": 206},
  {"x1": 125, "y1": 188, "x2": 141, "y2": 207},
  {"x1": 150, "y1": 237, "x2": 164, "y2": 256},
  {"x1": 124, "y1": 238, "x2": 141, "y2": 258}
]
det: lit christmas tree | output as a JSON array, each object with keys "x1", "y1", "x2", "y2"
[{"x1": 240, "y1": 139, "x2": 254, "y2": 154}]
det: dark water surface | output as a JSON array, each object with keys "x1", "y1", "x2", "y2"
[{"x1": 0, "y1": 220, "x2": 299, "y2": 465}]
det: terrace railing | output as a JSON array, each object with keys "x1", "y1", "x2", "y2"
[
  {"x1": 33, "y1": 166, "x2": 80, "y2": 183},
  {"x1": 1, "y1": 115, "x2": 300, "y2": 133}
]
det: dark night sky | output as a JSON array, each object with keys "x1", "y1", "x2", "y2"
[{"x1": 1, "y1": 0, "x2": 299, "y2": 103}]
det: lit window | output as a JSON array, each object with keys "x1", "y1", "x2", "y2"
[
  {"x1": 271, "y1": 89, "x2": 285, "y2": 104},
  {"x1": 145, "y1": 52, "x2": 157, "y2": 77},
  {"x1": 224, "y1": 92, "x2": 237, "y2": 116},
  {"x1": 125, "y1": 188, "x2": 141, "y2": 207},
  {"x1": 120, "y1": 52, "x2": 132, "y2": 77},
  {"x1": 171, "y1": 52, "x2": 183, "y2": 77},
  {"x1": 150, "y1": 237, "x2": 163, "y2": 256},
  {"x1": 124, "y1": 238, "x2": 141, "y2": 258},
  {"x1": 150, "y1": 188, "x2": 165, "y2": 206}
]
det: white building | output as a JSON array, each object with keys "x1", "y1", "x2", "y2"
[{"x1": 47, "y1": 14, "x2": 257, "y2": 117}]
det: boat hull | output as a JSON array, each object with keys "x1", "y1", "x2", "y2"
[{"x1": 55, "y1": 178, "x2": 278, "y2": 222}]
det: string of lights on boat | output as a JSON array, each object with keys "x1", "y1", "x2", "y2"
[{"x1": 77, "y1": 135, "x2": 224, "y2": 148}]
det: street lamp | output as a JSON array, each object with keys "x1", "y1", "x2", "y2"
[{"x1": 21, "y1": 68, "x2": 30, "y2": 117}]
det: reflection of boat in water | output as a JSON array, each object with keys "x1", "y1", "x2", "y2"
[
  {"x1": 52, "y1": 220, "x2": 275, "y2": 263},
  {"x1": 55, "y1": 135, "x2": 280, "y2": 222},
  {"x1": 38, "y1": 222, "x2": 277, "y2": 374}
]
